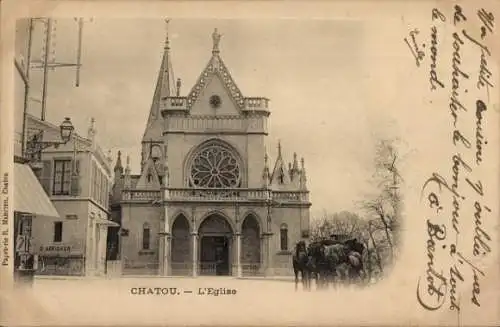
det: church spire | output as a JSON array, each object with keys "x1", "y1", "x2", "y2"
[
  {"x1": 159, "y1": 19, "x2": 175, "y2": 98},
  {"x1": 143, "y1": 18, "x2": 176, "y2": 142},
  {"x1": 114, "y1": 150, "x2": 123, "y2": 174}
]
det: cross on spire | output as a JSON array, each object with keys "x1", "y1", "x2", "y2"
[{"x1": 164, "y1": 18, "x2": 171, "y2": 50}]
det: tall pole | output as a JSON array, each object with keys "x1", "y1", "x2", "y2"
[
  {"x1": 21, "y1": 18, "x2": 34, "y2": 157},
  {"x1": 75, "y1": 18, "x2": 83, "y2": 87},
  {"x1": 41, "y1": 18, "x2": 52, "y2": 121}
]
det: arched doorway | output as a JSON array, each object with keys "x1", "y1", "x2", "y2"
[
  {"x1": 171, "y1": 214, "x2": 191, "y2": 276},
  {"x1": 241, "y1": 215, "x2": 261, "y2": 275},
  {"x1": 198, "y1": 214, "x2": 233, "y2": 276}
]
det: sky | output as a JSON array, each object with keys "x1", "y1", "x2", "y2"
[{"x1": 23, "y1": 17, "x2": 415, "y2": 219}]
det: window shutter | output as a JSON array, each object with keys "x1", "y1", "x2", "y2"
[
  {"x1": 40, "y1": 160, "x2": 52, "y2": 195},
  {"x1": 70, "y1": 159, "x2": 81, "y2": 196}
]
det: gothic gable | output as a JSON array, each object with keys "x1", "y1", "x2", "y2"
[
  {"x1": 189, "y1": 72, "x2": 241, "y2": 116},
  {"x1": 187, "y1": 54, "x2": 244, "y2": 115},
  {"x1": 135, "y1": 158, "x2": 161, "y2": 190}
]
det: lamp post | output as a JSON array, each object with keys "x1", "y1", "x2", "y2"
[{"x1": 24, "y1": 117, "x2": 75, "y2": 165}]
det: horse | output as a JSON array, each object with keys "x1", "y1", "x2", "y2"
[
  {"x1": 322, "y1": 243, "x2": 348, "y2": 287},
  {"x1": 292, "y1": 241, "x2": 311, "y2": 291},
  {"x1": 315, "y1": 238, "x2": 366, "y2": 287},
  {"x1": 343, "y1": 238, "x2": 366, "y2": 283}
]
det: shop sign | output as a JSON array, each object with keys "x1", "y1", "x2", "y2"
[{"x1": 38, "y1": 244, "x2": 72, "y2": 255}]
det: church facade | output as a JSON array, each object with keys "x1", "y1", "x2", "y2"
[{"x1": 110, "y1": 27, "x2": 311, "y2": 277}]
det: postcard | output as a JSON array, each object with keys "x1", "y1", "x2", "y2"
[{"x1": 0, "y1": 0, "x2": 499, "y2": 326}]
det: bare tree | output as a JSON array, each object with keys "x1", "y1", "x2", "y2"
[
  {"x1": 359, "y1": 138, "x2": 405, "y2": 268},
  {"x1": 310, "y1": 211, "x2": 366, "y2": 242}
]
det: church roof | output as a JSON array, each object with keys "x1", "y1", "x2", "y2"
[
  {"x1": 142, "y1": 20, "x2": 176, "y2": 142},
  {"x1": 185, "y1": 28, "x2": 245, "y2": 111}
]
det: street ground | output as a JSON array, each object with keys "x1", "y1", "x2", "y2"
[{"x1": 1, "y1": 275, "x2": 382, "y2": 326}]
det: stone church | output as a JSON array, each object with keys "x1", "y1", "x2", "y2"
[{"x1": 109, "y1": 27, "x2": 311, "y2": 277}]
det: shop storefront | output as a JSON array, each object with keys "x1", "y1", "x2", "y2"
[
  {"x1": 13, "y1": 162, "x2": 61, "y2": 284},
  {"x1": 36, "y1": 244, "x2": 85, "y2": 276}
]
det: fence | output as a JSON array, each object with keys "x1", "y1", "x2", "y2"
[
  {"x1": 106, "y1": 260, "x2": 122, "y2": 277},
  {"x1": 241, "y1": 263, "x2": 264, "y2": 277},
  {"x1": 36, "y1": 255, "x2": 85, "y2": 276},
  {"x1": 122, "y1": 259, "x2": 159, "y2": 276},
  {"x1": 119, "y1": 260, "x2": 290, "y2": 277},
  {"x1": 171, "y1": 262, "x2": 193, "y2": 276}
]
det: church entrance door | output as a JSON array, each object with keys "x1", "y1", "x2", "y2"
[
  {"x1": 198, "y1": 214, "x2": 233, "y2": 276},
  {"x1": 200, "y1": 236, "x2": 230, "y2": 276}
]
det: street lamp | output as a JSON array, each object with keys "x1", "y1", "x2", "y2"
[{"x1": 25, "y1": 117, "x2": 75, "y2": 164}]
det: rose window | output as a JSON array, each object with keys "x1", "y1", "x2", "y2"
[{"x1": 190, "y1": 144, "x2": 241, "y2": 188}]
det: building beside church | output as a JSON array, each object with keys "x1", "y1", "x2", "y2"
[
  {"x1": 26, "y1": 115, "x2": 118, "y2": 277},
  {"x1": 110, "y1": 27, "x2": 311, "y2": 277}
]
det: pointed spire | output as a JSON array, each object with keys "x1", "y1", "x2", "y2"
[
  {"x1": 124, "y1": 155, "x2": 131, "y2": 188},
  {"x1": 114, "y1": 150, "x2": 123, "y2": 173},
  {"x1": 293, "y1": 152, "x2": 299, "y2": 171},
  {"x1": 290, "y1": 152, "x2": 300, "y2": 182},
  {"x1": 270, "y1": 141, "x2": 290, "y2": 186},
  {"x1": 262, "y1": 151, "x2": 270, "y2": 187},
  {"x1": 143, "y1": 18, "x2": 176, "y2": 142},
  {"x1": 160, "y1": 19, "x2": 175, "y2": 98},
  {"x1": 164, "y1": 19, "x2": 171, "y2": 50},
  {"x1": 300, "y1": 157, "x2": 308, "y2": 190}
]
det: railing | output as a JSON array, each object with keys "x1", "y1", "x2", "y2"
[
  {"x1": 168, "y1": 188, "x2": 268, "y2": 202},
  {"x1": 199, "y1": 262, "x2": 219, "y2": 275},
  {"x1": 106, "y1": 260, "x2": 122, "y2": 277},
  {"x1": 243, "y1": 97, "x2": 269, "y2": 111},
  {"x1": 164, "y1": 115, "x2": 266, "y2": 134},
  {"x1": 161, "y1": 97, "x2": 269, "y2": 112},
  {"x1": 122, "y1": 188, "x2": 310, "y2": 204},
  {"x1": 162, "y1": 96, "x2": 188, "y2": 110},
  {"x1": 122, "y1": 190, "x2": 161, "y2": 202},
  {"x1": 122, "y1": 259, "x2": 159, "y2": 276},
  {"x1": 36, "y1": 256, "x2": 85, "y2": 276},
  {"x1": 241, "y1": 263, "x2": 263, "y2": 276},
  {"x1": 171, "y1": 262, "x2": 193, "y2": 276},
  {"x1": 273, "y1": 191, "x2": 310, "y2": 202}
]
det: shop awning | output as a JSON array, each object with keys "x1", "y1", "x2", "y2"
[
  {"x1": 95, "y1": 217, "x2": 120, "y2": 227},
  {"x1": 14, "y1": 163, "x2": 60, "y2": 218}
]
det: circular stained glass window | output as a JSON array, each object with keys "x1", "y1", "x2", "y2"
[
  {"x1": 209, "y1": 95, "x2": 222, "y2": 109},
  {"x1": 190, "y1": 143, "x2": 241, "y2": 188}
]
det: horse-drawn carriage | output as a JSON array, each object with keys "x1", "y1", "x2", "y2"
[{"x1": 292, "y1": 234, "x2": 365, "y2": 291}]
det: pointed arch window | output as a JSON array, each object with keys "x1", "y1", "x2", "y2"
[
  {"x1": 142, "y1": 223, "x2": 151, "y2": 250},
  {"x1": 280, "y1": 223, "x2": 288, "y2": 251}
]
